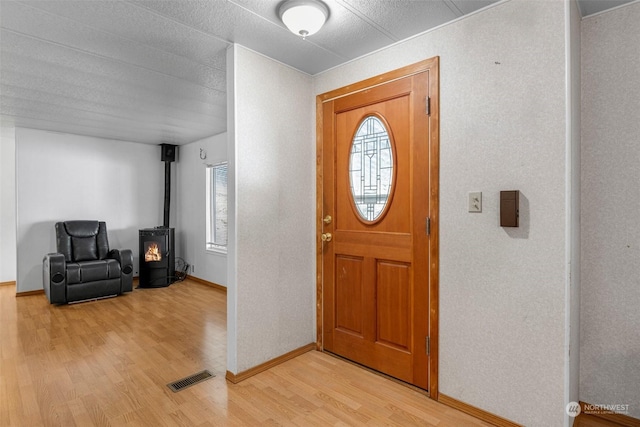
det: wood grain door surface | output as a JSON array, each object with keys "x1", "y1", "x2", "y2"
[{"x1": 321, "y1": 63, "x2": 437, "y2": 391}]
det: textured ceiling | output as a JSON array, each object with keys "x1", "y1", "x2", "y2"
[
  {"x1": 578, "y1": 0, "x2": 636, "y2": 16},
  {"x1": 0, "y1": 0, "x2": 633, "y2": 145}
]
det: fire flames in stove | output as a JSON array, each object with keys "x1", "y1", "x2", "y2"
[{"x1": 145, "y1": 242, "x2": 162, "y2": 262}]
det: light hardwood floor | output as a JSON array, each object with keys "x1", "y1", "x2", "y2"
[{"x1": 0, "y1": 280, "x2": 494, "y2": 426}]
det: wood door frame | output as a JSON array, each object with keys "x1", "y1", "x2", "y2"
[{"x1": 315, "y1": 57, "x2": 440, "y2": 400}]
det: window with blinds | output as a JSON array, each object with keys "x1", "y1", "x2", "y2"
[{"x1": 205, "y1": 162, "x2": 228, "y2": 252}]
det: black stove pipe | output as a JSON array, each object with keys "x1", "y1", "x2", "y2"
[
  {"x1": 163, "y1": 160, "x2": 171, "y2": 228},
  {"x1": 160, "y1": 144, "x2": 177, "y2": 228}
]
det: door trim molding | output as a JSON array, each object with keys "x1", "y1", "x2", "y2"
[{"x1": 316, "y1": 57, "x2": 440, "y2": 399}]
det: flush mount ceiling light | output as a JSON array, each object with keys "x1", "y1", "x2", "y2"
[{"x1": 278, "y1": 0, "x2": 329, "y2": 39}]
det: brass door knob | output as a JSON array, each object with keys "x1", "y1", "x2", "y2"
[{"x1": 321, "y1": 233, "x2": 332, "y2": 242}]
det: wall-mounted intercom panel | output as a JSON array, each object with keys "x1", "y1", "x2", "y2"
[{"x1": 500, "y1": 190, "x2": 519, "y2": 227}]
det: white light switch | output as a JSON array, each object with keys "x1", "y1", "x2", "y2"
[{"x1": 469, "y1": 192, "x2": 482, "y2": 213}]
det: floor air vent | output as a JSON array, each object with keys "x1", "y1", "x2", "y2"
[{"x1": 167, "y1": 370, "x2": 214, "y2": 392}]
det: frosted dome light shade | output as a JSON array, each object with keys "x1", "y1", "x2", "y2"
[{"x1": 279, "y1": 0, "x2": 328, "y2": 38}]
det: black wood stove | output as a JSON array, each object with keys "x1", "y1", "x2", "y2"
[
  {"x1": 138, "y1": 227, "x2": 174, "y2": 288},
  {"x1": 138, "y1": 144, "x2": 177, "y2": 288}
]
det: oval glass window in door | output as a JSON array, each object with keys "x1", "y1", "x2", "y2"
[{"x1": 349, "y1": 115, "x2": 394, "y2": 222}]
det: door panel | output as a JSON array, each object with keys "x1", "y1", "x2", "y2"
[
  {"x1": 377, "y1": 261, "x2": 411, "y2": 351},
  {"x1": 335, "y1": 97, "x2": 410, "y2": 235},
  {"x1": 335, "y1": 255, "x2": 364, "y2": 336},
  {"x1": 320, "y1": 58, "x2": 438, "y2": 393}
]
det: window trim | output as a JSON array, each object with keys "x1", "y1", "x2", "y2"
[{"x1": 205, "y1": 162, "x2": 228, "y2": 254}]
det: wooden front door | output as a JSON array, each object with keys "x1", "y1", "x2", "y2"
[{"x1": 318, "y1": 58, "x2": 439, "y2": 393}]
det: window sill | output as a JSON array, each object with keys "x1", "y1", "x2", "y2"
[{"x1": 206, "y1": 246, "x2": 227, "y2": 255}]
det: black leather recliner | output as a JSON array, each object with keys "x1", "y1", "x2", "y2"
[{"x1": 43, "y1": 221, "x2": 133, "y2": 304}]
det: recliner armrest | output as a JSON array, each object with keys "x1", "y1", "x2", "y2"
[
  {"x1": 108, "y1": 249, "x2": 133, "y2": 293},
  {"x1": 43, "y1": 253, "x2": 66, "y2": 304}
]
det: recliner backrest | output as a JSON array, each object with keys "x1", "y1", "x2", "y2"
[{"x1": 56, "y1": 221, "x2": 110, "y2": 262}]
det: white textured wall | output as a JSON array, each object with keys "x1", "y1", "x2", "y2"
[
  {"x1": 316, "y1": 1, "x2": 569, "y2": 425},
  {"x1": 175, "y1": 133, "x2": 227, "y2": 287},
  {"x1": 15, "y1": 128, "x2": 164, "y2": 292},
  {"x1": 228, "y1": 45, "x2": 316, "y2": 373},
  {"x1": 565, "y1": 0, "x2": 581, "y2": 421},
  {"x1": 0, "y1": 125, "x2": 17, "y2": 283},
  {"x1": 580, "y1": 3, "x2": 640, "y2": 418}
]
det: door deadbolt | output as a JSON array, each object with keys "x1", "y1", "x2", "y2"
[{"x1": 323, "y1": 215, "x2": 332, "y2": 225}]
